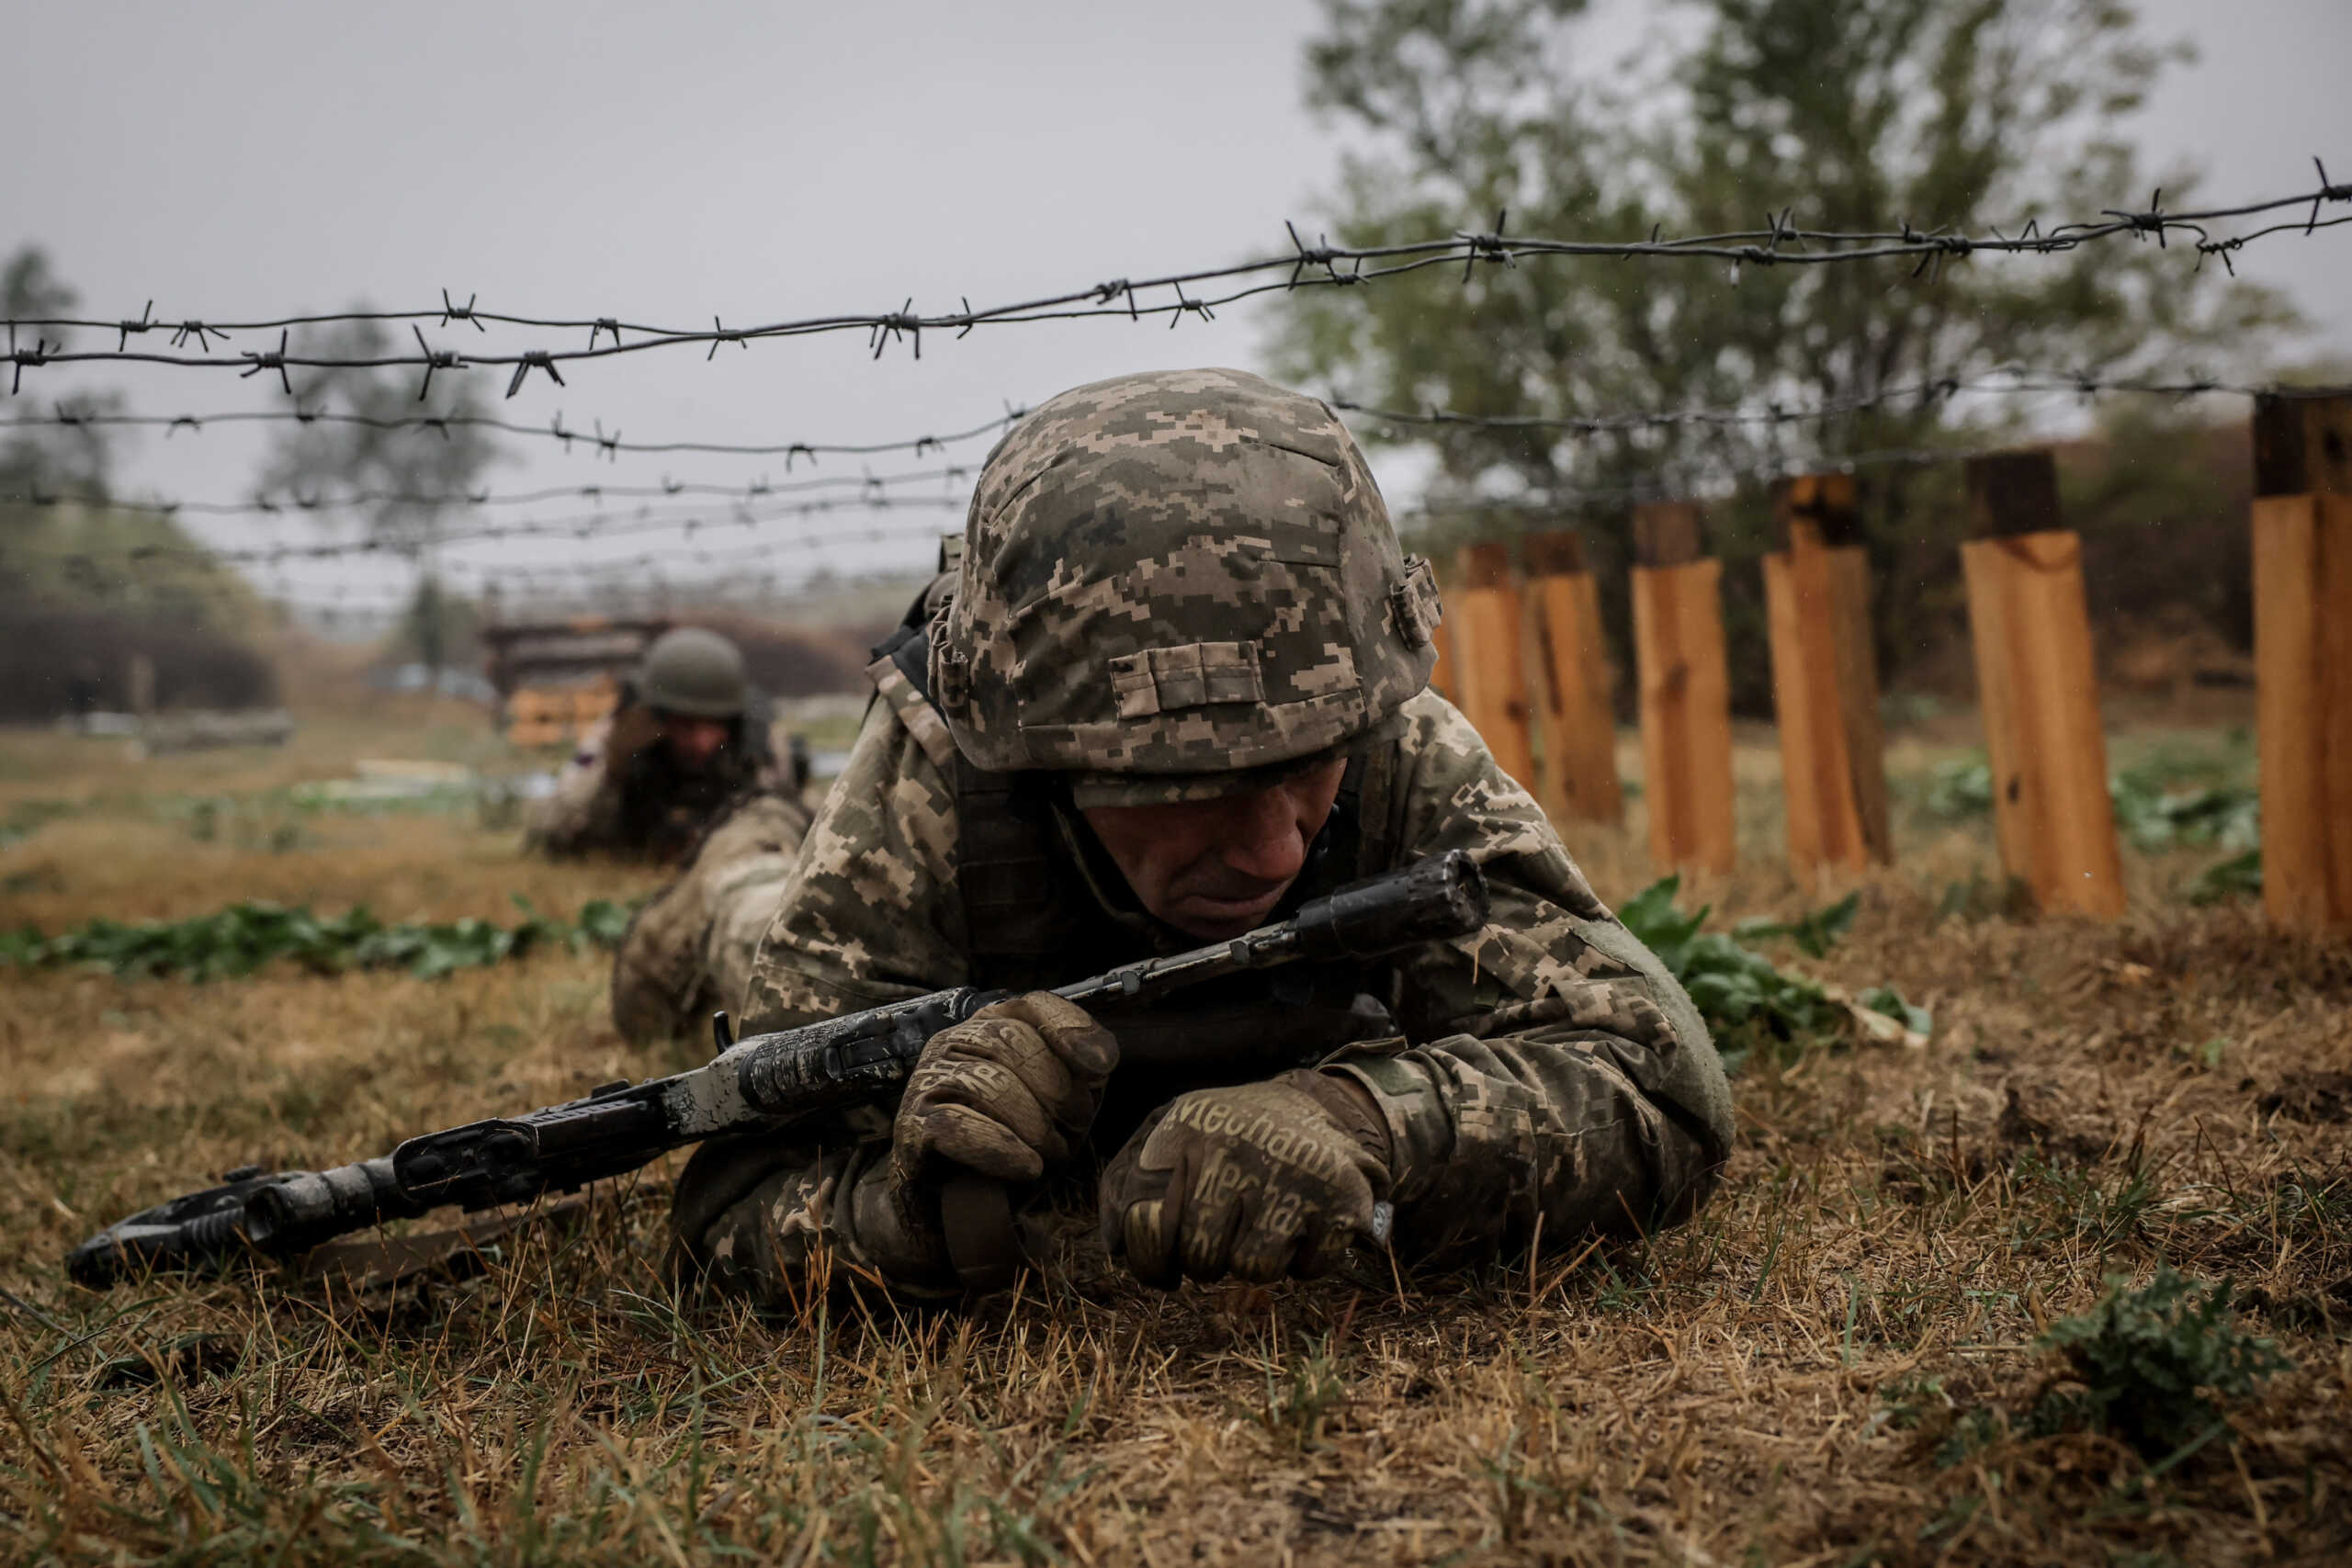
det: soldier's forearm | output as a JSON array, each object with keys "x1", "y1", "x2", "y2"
[
  {"x1": 676, "y1": 1139, "x2": 961, "y2": 1303},
  {"x1": 1332, "y1": 1032, "x2": 1716, "y2": 1268}
]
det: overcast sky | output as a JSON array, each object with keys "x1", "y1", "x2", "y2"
[{"x1": 6, "y1": 0, "x2": 2347, "y2": 622}]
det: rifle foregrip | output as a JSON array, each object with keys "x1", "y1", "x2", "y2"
[
  {"x1": 733, "y1": 988, "x2": 994, "y2": 1117},
  {"x1": 245, "y1": 1157, "x2": 424, "y2": 1250}
]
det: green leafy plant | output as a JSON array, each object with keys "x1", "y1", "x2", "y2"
[
  {"x1": 1617, "y1": 879, "x2": 1921, "y2": 1067},
  {"x1": 2033, "y1": 1266, "x2": 2290, "y2": 1459},
  {"x1": 1914, "y1": 749, "x2": 2260, "y2": 856},
  {"x1": 1917, "y1": 760, "x2": 1995, "y2": 822},
  {"x1": 1858, "y1": 985, "x2": 1933, "y2": 1036},
  {"x1": 1733, "y1": 892, "x2": 1860, "y2": 958},
  {"x1": 2109, "y1": 769, "x2": 2259, "y2": 855},
  {"x1": 2187, "y1": 848, "x2": 2262, "y2": 905},
  {"x1": 1, "y1": 895, "x2": 631, "y2": 982}
]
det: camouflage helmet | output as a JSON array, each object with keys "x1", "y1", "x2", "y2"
[
  {"x1": 932, "y1": 367, "x2": 1442, "y2": 806},
  {"x1": 637, "y1": 626, "x2": 747, "y2": 719}
]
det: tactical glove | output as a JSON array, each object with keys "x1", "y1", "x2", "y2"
[
  {"x1": 1098, "y1": 1069, "x2": 1394, "y2": 1287},
  {"x1": 894, "y1": 993, "x2": 1119, "y2": 1186}
]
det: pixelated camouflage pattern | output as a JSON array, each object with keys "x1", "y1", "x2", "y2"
[
  {"x1": 681, "y1": 1137, "x2": 961, "y2": 1306},
  {"x1": 933, "y1": 367, "x2": 1442, "y2": 802},
  {"x1": 679, "y1": 686, "x2": 1731, "y2": 1292},
  {"x1": 894, "y1": 993, "x2": 1119, "y2": 1186},
  {"x1": 1098, "y1": 1070, "x2": 1389, "y2": 1285},
  {"x1": 609, "y1": 791, "x2": 811, "y2": 1043}
]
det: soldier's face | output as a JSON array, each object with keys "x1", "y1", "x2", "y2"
[
  {"x1": 661, "y1": 716, "x2": 731, "y2": 773},
  {"x1": 1080, "y1": 759, "x2": 1350, "y2": 941}
]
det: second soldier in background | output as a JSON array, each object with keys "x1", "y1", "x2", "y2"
[{"x1": 526, "y1": 626, "x2": 806, "y2": 864}]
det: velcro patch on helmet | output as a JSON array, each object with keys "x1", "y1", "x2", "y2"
[
  {"x1": 1390, "y1": 555, "x2": 1444, "y2": 649},
  {"x1": 1109, "y1": 642, "x2": 1264, "y2": 718}
]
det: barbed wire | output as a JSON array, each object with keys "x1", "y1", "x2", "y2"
[
  {"x1": 1329, "y1": 370, "x2": 2347, "y2": 438},
  {"x1": 14, "y1": 528, "x2": 952, "y2": 604},
  {"x1": 3, "y1": 362, "x2": 2323, "y2": 534},
  {"x1": 14, "y1": 558, "x2": 933, "y2": 619},
  {"x1": 14, "y1": 493, "x2": 967, "y2": 569},
  {"x1": 5, "y1": 426, "x2": 2070, "y2": 598},
  {"x1": 1390, "y1": 440, "x2": 2034, "y2": 523},
  {"x1": 1, "y1": 366, "x2": 2301, "y2": 484},
  {"x1": 0, "y1": 402, "x2": 1026, "y2": 464},
  {"x1": 4, "y1": 462, "x2": 975, "y2": 520},
  {"x1": 7, "y1": 170, "x2": 2346, "y2": 393}
]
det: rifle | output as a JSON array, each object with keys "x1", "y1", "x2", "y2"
[{"x1": 68, "y1": 850, "x2": 1489, "y2": 1291}]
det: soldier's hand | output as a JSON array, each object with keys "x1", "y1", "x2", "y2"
[
  {"x1": 894, "y1": 993, "x2": 1119, "y2": 1186},
  {"x1": 1097, "y1": 1069, "x2": 1393, "y2": 1287},
  {"x1": 604, "y1": 700, "x2": 664, "y2": 763}
]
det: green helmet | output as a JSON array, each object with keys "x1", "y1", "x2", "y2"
[
  {"x1": 932, "y1": 367, "x2": 1442, "y2": 807},
  {"x1": 637, "y1": 626, "x2": 747, "y2": 719}
]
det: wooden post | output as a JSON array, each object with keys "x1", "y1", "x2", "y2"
[
  {"x1": 1450, "y1": 543, "x2": 1538, "y2": 790},
  {"x1": 127, "y1": 653, "x2": 156, "y2": 716},
  {"x1": 1524, "y1": 531, "x2": 1623, "y2": 825},
  {"x1": 1630, "y1": 502, "x2": 1736, "y2": 874},
  {"x1": 2251, "y1": 391, "x2": 2352, "y2": 932},
  {"x1": 1763, "y1": 475, "x2": 1891, "y2": 878},
  {"x1": 1959, "y1": 451, "x2": 2125, "y2": 917}
]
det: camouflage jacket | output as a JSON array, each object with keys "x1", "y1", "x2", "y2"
[
  {"x1": 700, "y1": 679, "x2": 1732, "y2": 1280},
  {"x1": 608, "y1": 791, "x2": 812, "y2": 1044}
]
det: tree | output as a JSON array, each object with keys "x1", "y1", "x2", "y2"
[
  {"x1": 2, "y1": 248, "x2": 277, "y2": 716},
  {"x1": 1, "y1": 246, "x2": 122, "y2": 502},
  {"x1": 256, "y1": 314, "x2": 507, "y2": 672},
  {"x1": 1273, "y1": 0, "x2": 2292, "y2": 695}
]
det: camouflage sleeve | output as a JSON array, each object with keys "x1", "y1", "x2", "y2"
[
  {"x1": 524, "y1": 716, "x2": 624, "y2": 856},
  {"x1": 609, "y1": 793, "x2": 810, "y2": 1043},
  {"x1": 737, "y1": 697, "x2": 968, "y2": 1032},
  {"x1": 673, "y1": 698, "x2": 970, "y2": 1304},
  {"x1": 1327, "y1": 692, "x2": 1733, "y2": 1268},
  {"x1": 673, "y1": 1134, "x2": 958, "y2": 1306}
]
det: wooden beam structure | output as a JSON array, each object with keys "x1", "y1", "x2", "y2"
[
  {"x1": 1959, "y1": 451, "x2": 2125, "y2": 917},
  {"x1": 1630, "y1": 502, "x2": 1736, "y2": 874},
  {"x1": 1451, "y1": 542, "x2": 1538, "y2": 791},
  {"x1": 1763, "y1": 475, "x2": 1891, "y2": 878},
  {"x1": 2251, "y1": 390, "x2": 2352, "y2": 932},
  {"x1": 1524, "y1": 531, "x2": 1623, "y2": 825}
]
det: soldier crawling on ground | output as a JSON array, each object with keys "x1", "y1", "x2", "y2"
[
  {"x1": 525, "y1": 626, "x2": 810, "y2": 866},
  {"x1": 646, "y1": 367, "x2": 1731, "y2": 1299}
]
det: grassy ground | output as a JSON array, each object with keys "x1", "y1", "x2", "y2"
[{"x1": 0, "y1": 699, "x2": 2346, "y2": 1566}]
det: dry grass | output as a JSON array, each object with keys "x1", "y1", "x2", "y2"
[{"x1": 2, "y1": 708, "x2": 2347, "y2": 1566}]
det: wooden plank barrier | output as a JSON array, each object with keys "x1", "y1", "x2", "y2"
[
  {"x1": 1762, "y1": 475, "x2": 1891, "y2": 878},
  {"x1": 571, "y1": 680, "x2": 619, "y2": 725},
  {"x1": 1523, "y1": 531, "x2": 1623, "y2": 825},
  {"x1": 1630, "y1": 502, "x2": 1736, "y2": 874},
  {"x1": 1450, "y1": 543, "x2": 1538, "y2": 790},
  {"x1": 1959, "y1": 451, "x2": 2125, "y2": 917},
  {"x1": 2251, "y1": 390, "x2": 2352, "y2": 932}
]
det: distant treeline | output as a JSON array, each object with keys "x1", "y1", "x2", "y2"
[
  {"x1": 1, "y1": 502, "x2": 280, "y2": 722},
  {"x1": 0, "y1": 593, "x2": 279, "y2": 722}
]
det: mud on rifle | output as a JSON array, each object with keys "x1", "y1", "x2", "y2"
[{"x1": 67, "y1": 849, "x2": 1490, "y2": 1289}]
